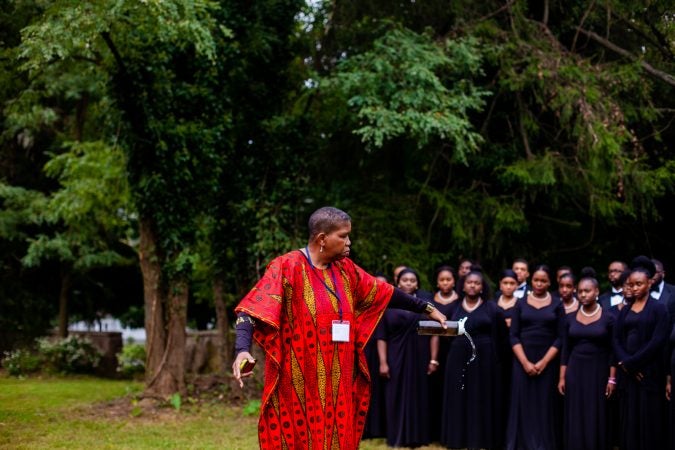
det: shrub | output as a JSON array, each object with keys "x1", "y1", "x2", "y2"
[
  {"x1": 37, "y1": 336, "x2": 101, "y2": 374},
  {"x1": 1, "y1": 349, "x2": 41, "y2": 376},
  {"x1": 116, "y1": 343, "x2": 146, "y2": 378}
]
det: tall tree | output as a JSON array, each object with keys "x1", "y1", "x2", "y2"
[{"x1": 16, "y1": 0, "x2": 229, "y2": 396}]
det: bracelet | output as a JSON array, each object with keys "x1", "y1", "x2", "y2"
[
  {"x1": 429, "y1": 360, "x2": 440, "y2": 366},
  {"x1": 235, "y1": 316, "x2": 255, "y2": 326},
  {"x1": 608, "y1": 377, "x2": 617, "y2": 385}
]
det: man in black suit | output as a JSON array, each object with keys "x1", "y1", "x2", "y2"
[
  {"x1": 512, "y1": 258, "x2": 530, "y2": 299},
  {"x1": 651, "y1": 259, "x2": 675, "y2": 321},
  {"x1": 598, "y1": 260, "x2": 627, "y2": 310}
]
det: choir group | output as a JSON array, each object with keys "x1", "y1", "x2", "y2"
[{"x1": 363, "y1": 256, "x2": 675, "y2": 450}]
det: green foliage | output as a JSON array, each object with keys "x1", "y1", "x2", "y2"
[
  {"x1": 116, "y1": 343, "x2": 146, "y2": 379},
  {"x1": 170, "y1": 392, "x2": 182, "y2": 411},
  {"x1": 242, "y1": 399, "x2": 261, "y2": 417},
  {"x1": 326, "y1": 28, "x2": 489, "y2": 159},
  {"x1": 0, "y1": 141, "x2": 134, "y2": 270},
  {"x1": 1, "y1": 348, "x2": 41, "y2": 376},
  {"x1": 37, "y1": 336, "x2": 101, "y2": 374}
]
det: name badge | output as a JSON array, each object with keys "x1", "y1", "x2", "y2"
[{"x1": 332, "y1": 320, "x2": 350, "y2": 342}]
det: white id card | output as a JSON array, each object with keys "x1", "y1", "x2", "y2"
[{"x1": 332, "y1": 320, "x2": 350, "y2": 342}]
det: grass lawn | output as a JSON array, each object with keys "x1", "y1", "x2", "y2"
[{"x1": 0, "y1": 375, "x2": 444, "y2": 449}]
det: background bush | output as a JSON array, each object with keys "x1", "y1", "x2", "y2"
[
  {"x1": 1, "y1": 348, "x2": 41, "y2": 376},
  {"x1": 116, "y1": 343, "x2": 146, "y2": 379},
  {"x1": 37, "y1": 336, "x2": 101, "y2": 374}
]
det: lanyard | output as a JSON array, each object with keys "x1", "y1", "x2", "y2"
[{"x1": 303, "y1": 247, "x2": 344, "y2": 321}]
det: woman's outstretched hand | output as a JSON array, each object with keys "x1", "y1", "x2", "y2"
[{"x1": 232, "y1": 351, "x2": 255, "y2": 388}]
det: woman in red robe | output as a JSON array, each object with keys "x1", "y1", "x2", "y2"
[{"x1": 232, "y1": 207, "x2": 447, "y2": 450}]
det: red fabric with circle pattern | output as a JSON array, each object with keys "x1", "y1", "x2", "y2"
[{"x1": 235, "y1": 250, "x2": 393, "y2": 449}]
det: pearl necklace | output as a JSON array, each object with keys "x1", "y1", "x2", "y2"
[
  {"x1": 498, "y1": 295, "x2": 516, "y2": 309},
  {"x1": 563, "y1": 298, "x2": 578, "y2": 312},
  {"x1": 463, "y1": 298, "x2": 482, "y2": 313},
  {"x1": 530, "y1": 292, "x2": 551, "y2": 302},
  {"x1": 436, "y1": 291, "x2": 456, "y2": 303},
  {"x1": 580, "y1": 304, "x2": 601, "y2": 317}
]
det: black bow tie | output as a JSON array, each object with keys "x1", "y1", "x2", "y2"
[
  {"x1": 651, "y1": 285, "x2": 660, "y2": 293},
  {"x1": 611, "y1": 293, "x2": 622, "y2": 297}
]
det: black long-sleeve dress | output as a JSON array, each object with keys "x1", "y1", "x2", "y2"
[
  {"x1": 362, "y1": 324, "x2": 386, "y2": 439},
  {"x1": 561, "y1": 310, "x2": 614, "y2": 450},
  {"x1": 613, "y1": 298, "x2": 669, "y2": 450},
  {"x1": 506, "y1": 297, "x2": 564, "y2": 450},
  {"x1": 377, "y1": 305, "x2": 431, "y2": 447},
  {"x1": 429, "y1": 296, "x2": 459, "y2": 441},
  {"x1": 496, "y1": 302, "x2": 517, "y2": 446},
  {"x1": 441, "y1": 300, "x2": 507, "y2": 449}
]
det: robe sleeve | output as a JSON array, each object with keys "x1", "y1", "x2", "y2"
[
  {"x1": 350, "y1": 261, "x2": 394, "y2": 351},
  {"x1": 234, "y1": 256, "x2": 287, "y2": 374},
  {"x1": 235, "y1": 256, "x2": 284, "y2": 329}
]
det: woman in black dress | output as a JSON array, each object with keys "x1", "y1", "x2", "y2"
[
  {"x1": 558, "y1": 276, "x2": 615, "y2": 450},
  {"x1": 429, "y1": 265, "x2": 459, "y2": 441},
  {"x1": 507, "y1": 264, "x2": 564, "y2": 450},
  {"x1": 377, "y1": 268, "x2": 433, "y2": 448},
  {"x1": 613, "y1": 265, "x2": 669, "y2": 449},
  {"x1": 495, "y1": 269, "x2": 519, "y2": 445},
  {"x1": 440, "y1": 270, "x2": 507, "y2": 450},
  {"x1": 496, "y1": 269, "x2": 519, "y2": 328},
  {"x1": 362, "y1": 274, "x2": 389, "y2": 440},
  {"x1": 558, "y1": 273, "x2": 578, "y2": 315},
  {"x1": 605, "y1": 269, "x2": 632, "y2": 448}
]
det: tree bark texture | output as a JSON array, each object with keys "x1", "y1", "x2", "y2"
[
  {"x1": 145, "y1": 278, "x2": 189, "y2": 396},
  {"x1": 139, "y1": 219, "x2": 167, "y2": 392}
]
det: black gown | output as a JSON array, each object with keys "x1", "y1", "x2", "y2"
[
  {"x1": 441, "y1": 300, "x2": 506, "y2": 450},
  {"x1": 506, "y1": 297, "x2": 564, "y2": 450},
  {"x1": 561, "y1": 309, "x2": 614, "y2": 450},
  {"x1": 496, "y1": 301, "x2": 516, "y2": 447},
  {"x1": 606, "y1": 302, "x2": 625, "y2": 448},
  {"x1": 362, "y1": 324, "x2": 386, "y2": 439},
  {"x1": 378, "y1": 305, "x2": 431, "y2": 447},
  {"x1": 613, "y1": 298, "x2": 669, "y2": 450},
  {"x1": 429, "y1": 296, "x2": 458, "y2": 442}
]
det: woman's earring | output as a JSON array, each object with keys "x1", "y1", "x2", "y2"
[{"x1": 320, "y1": 245, "x2": 324, "y2": 253}]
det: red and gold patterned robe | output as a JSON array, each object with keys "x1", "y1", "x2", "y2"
[{"x1": 235, "y1": 250, "x2": 393, "y2": 449}]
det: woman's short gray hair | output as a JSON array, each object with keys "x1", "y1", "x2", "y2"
[{"x1": 308, "y1": 207, "x2": 351, "y2": 239}]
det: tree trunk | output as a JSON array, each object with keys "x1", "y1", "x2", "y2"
[
  {"x1": 213, "y1": 277, "x2": 230, "y2": 372},
  {"x1": 145, "y1": 278, "x2": 188, "y2": 396},
  {"x1": 139, "y1": 220, "x2": 166, "y2": 389},
  {"x1": 57, "y1": 269, "x2": 72, "y2": 338}
]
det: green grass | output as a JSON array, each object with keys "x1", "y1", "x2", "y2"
[
  {"x1": 0, "y1": 375, "x2": 444, "y2": 449},
  {"x1": 0, "y1": 376, "x2": 259, "y2": 449}
]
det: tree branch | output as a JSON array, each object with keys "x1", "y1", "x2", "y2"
[
  {"x1": 577, "y1": 28, "x2": 675, "y2": 88},
  {"x1": 571, "y1": 0, "x2": 597, "y2": 52},
  {"x1": 448, "y1": 0, "x2": 517, "y2": 38},
  {"x1": 601, "y1": 6, "x2": 675, "y2": 62},
  {"x1": 516, "y1": 93, "x2": 534, "y2": 160}
]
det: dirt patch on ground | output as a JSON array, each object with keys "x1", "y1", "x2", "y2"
[{"x1": 79, "y1": 373, "x2": 263, "y2": 421}]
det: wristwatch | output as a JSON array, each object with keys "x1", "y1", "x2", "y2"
[{"x1": 424, "y1": 303, "x2": 436, "y2": 314}]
